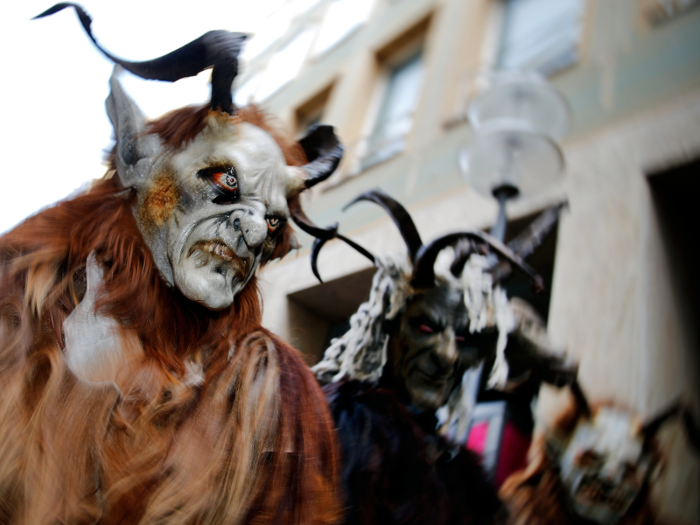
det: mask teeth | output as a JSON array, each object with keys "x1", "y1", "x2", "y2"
[
  {"x1": 212, "y1": 242, "x2": 234, "y2": 260},
  {"x1": 192, "y1": 249, "x2": 210, "y2": 268},
  {"x1": 190, "y1": 240, "x2": 235, "y2": 262}
]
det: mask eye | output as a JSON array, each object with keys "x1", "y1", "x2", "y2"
[
  {"x1": 576, "y1": 450, "x2": 603, "y2": 468},
  {"x1": 212, "y1": 167, "x2": 238, "y2": 193},
  {"x1": 410, "y1": 316, "x2": 442, "y2": 335},
  {"x1": 267, "y1": 217, "x2": 280, "y2": 233},
  {"x1": 199, "y1": 166, "x2": 239, "y2": 204}
]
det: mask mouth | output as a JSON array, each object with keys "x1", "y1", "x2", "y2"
[
  {"x1": 187, "y1": 240, "x2": 249, "y2": 277},
  {"x1": 571, "y1": 474, "x2": 638, "y2": 520},
  {"x1": 415, "y1": 369, "x2": 451, "y2": 387}
]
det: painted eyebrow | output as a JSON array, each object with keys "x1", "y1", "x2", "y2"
[{"x1": 199, "y1": 156, "x2": 237, "y2": 169}]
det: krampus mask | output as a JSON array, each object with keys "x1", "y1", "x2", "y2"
[
  {"x1": 310, "y1": 190, "x2": 547, "y2": 413},
  {"x1": 34, "y1": 3, "x2": 341, "y2": 311},
  {"x1": 501, "y1": 382, "x2": 700, "y2": 524},
  {"x1": 0, "y1": 5, "x2": 343, "y2": 524}
]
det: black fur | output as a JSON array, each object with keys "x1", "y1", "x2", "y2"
[{"x1": 324, "y1": 380, "x2": 504, "y2": 524}]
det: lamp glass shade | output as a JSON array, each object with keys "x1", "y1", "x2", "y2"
[
  {"x1": 460, "y1": 123, "x2": 564, "y2": 199},
  {"x1": 468, "y1": 71, "x2": 570, "y2": 140}
]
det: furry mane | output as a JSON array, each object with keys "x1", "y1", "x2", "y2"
[{"x1": 0, "y1": 106, "x2": 340, "y2": 524}]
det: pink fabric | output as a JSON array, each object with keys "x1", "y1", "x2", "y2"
[
  {"x1": 465, "y1": 421, "x2": 490, "y2": 455},
  {"x1": 494, "y1": 422, "x2": 531, "y2": 488}
]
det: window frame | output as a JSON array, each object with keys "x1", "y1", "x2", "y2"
[
  {"x1": 357, "y1": 37, "x2": 426, "y2": 172},
  {"x1": 488, "y1": 0, "x2": 587, "y2": 77}
]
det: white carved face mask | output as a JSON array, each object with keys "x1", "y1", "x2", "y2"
[
  {"x1": 106, "y1": 71, "x2": 342, "y2": 311},
  {"x1": 552, "y1": 408, "x2": 651, "y2": 524},
  {"x1": 136, "y1": 118, "x2": 300, "y2": 310}
]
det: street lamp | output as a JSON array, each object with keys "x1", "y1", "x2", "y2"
[{"x1": 460, "y1": 71, "x2": 570, "y2": 241}]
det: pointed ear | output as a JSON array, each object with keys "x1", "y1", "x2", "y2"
[{"x1": 105, "y1": 66, "x2": 164, "y2": 188}]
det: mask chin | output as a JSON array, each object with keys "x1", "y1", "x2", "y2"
[
  {"x1": 405, "y1": 377, "x2": 452, "y2": 411},
  {"x1": 567, "y1": 478, "x2": 636, "y2": 525}
]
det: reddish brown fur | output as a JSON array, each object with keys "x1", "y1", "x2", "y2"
[
  {"x1": 144, "y1": 104, "x2": 211, "y2": 151},
  {"x1": 0, "y1": 106, "x2": 340, "y2": 524}
]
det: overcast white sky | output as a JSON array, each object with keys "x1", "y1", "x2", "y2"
[{"x1": 0, "y1": 0, "x2": 284, "y2": 234}]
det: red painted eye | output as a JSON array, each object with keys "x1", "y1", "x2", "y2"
[
  {"x1": 212, "y1": 169, "x2": 238, "y2": 193},
  {"x1": 455, "y1": 335, "x2": 465, "y2": 343},
  {"x1": 267, "y1": 217, "x2": 280, "y2": 233},
  {"x1": 419, "y1": 324, "x2": 434, "y2": 334}
]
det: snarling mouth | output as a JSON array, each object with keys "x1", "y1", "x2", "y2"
[
  {"x1": 414, "y1": 369, "x2": 451, "y2": 387},
  {"x1": 187, "y1": 240, "x2": 248, "y2": 276},
  {"x1": 573, "y1": 476, "x2": 636, "y2": 515}
]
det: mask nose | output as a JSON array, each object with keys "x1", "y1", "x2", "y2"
[
  {"x1": 229, "y1": 207, "x2": 268, "y2": 251},
  {"x1": 433, "y1": 331, "x2": 459, "y2": 370}
]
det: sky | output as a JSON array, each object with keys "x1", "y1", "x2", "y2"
[{"x1": 0, "y1": 0, "x2": 285, "y2": 234}]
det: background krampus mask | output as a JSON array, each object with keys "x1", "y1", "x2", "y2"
[
  {"x1": 310, "y1": 190, "x2": 545, "y2": 412},
  {"x1": 500, "y1": 382, "x2": 700, "y2": 524}
]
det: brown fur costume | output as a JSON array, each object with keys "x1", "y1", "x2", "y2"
[{"x1": 0, "y1": 106, "x2": 340, "y2": 525}]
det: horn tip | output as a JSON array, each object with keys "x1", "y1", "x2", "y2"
[{"x1": 532, "y1": 275, "x2": 545, "y2": 294}]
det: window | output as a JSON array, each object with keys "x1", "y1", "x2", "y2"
[
  {"x1": 497, "y1": 0, "x2": 585, "y2": 76},
  {"x1": 362, "y1": 50, "x2": 424, "y2": 169},
  {"x1": 313, "y1": 0, "x2": 376, "y2": 57}
]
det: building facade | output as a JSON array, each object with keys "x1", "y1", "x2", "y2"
[{"x1": 241, "y1": 0, "x2": 700, "y2": 520}]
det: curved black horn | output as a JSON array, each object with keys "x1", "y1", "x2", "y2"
[
  {"x1": 641, "y1": 402, "x2": 680, "y2": 440},
  {"x1": 506, "y1": 202, "x2": 567, "y2": 260},
  {"x1": 289, "y1": 196, "x2": 337, "y2": 241},
  {"x1": 289, "y1": 197, "x2": 374, "y2": 283},
  {"x1": 640, "y1": 402, "x2": 699, "y2": 454},
  {"x1": 343, "y1": 189, "x2": 423, "y2": 263},
  {"x1": 411, "y1": 231, "x2": 543, "y2": 290},
  {"x1": 488, "y1": 202, "x2": 567, "y2": 284},
  {"x1": 311, "y1": 234, "x2": 374, "y2": 283},
  {"x1": 639, "y1": 401, "x2": 700, "y2": 453},
  {"x1": 33, "y1": 3, "x2": 246, "y2": 114},
  {"x1": 299, "y1": 125, "x2": 344, "y2": 189},
  {"x1": 570, "y1": 379, "x2": 591, "y2": 419},
  {"x1": 489, "y1": 201, "x2": 569, "y2": 283}
]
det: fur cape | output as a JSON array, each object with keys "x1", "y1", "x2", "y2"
[
  {"x1": 324, "y1": 380, "x2": 504, "y2": 525},
  {"x1": 0, "y1": 107, "x2": 340, "y2": 525}
]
